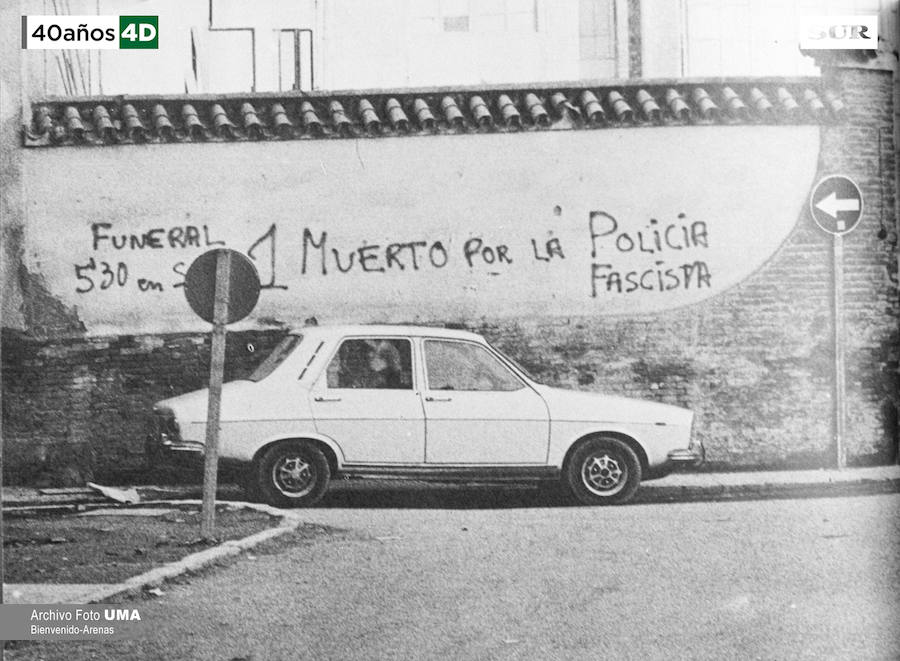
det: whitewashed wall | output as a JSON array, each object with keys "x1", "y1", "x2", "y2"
[{"x1": 22, "y1": 126, "x2": 819, "y2": 335}]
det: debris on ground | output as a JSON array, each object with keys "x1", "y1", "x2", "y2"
[
  {"x1": 38, "y1": 487, "x2": 96, "y2": 496},
  {"x1": 79, "y1": 508, "x2": 176, "y2": 517},
  {"x1": 86, "y1": 482, "x2": 141, "y2": 504}
]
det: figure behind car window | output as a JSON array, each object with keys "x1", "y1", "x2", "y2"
[
  {"x1": 331, "y1": 338, "x2": 411, "y2": 389},
  {"x1": 365, "y1": 339, "x2": 403, "y2": 388}
]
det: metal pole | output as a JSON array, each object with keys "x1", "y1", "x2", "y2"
[
  {"x1": 833, "y1": 234, "x2": 846, "y2": 470},
  {"x1": 200, "y1": 249, "x2": 231, "y2": 540},
  {"x1": 893, "y1": 2, "x2": 900, "y2": 467}
]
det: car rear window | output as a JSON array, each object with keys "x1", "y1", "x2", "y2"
[
  {"x1": 248, "y1": 334, "x2": 303, "y2": 382},
  {"x1": 326, "y1": 338, "x2": 413, "y2": 389}
]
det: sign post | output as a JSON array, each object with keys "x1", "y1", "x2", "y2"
[
  {"x1": 184, "y1": 249, "x2": 261, "y2": 540},
  {"x1": 809, "y1": 175, "x2": 863, "y2": 470},
  {"x1": 201, "y1": 250, "x2": 231, "y2": 540},
  {"x1": 832, "y1": 234, "x2": 846, "y2": 469}
]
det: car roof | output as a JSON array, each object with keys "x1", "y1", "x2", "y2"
[{"x1": 290, "y1": 324, "x2": 485, "y2": 342}]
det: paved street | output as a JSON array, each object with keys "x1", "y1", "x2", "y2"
[{"x1": 8, "y1": 493, "x2": 900, "y2": 661}]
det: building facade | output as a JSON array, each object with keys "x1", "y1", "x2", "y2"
[{"x1": 22, "y1": 0, "x2": 896, "y2": 95}]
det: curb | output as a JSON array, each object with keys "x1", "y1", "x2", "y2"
[
  {"x1": 73, "y1": 500, "x2": 303, "y2": 605},
  {"x1": 636, "y1": 475, "x2": 900, "y2": 503}
]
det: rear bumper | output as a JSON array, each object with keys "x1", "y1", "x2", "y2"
[
  {"x1": 145, "y1": 435, "x2": 205, "y2": 470},
  {"x1": 145, "y1": 436, "x2": 250, "y2": 481}
]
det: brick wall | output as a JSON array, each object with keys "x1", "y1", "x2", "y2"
[
  {"x1": 826, "y1": 66, "x2": 899, "y2": 464},
  {"x1": 2, "y1": 329, "x2": 288, "y2": 485},
  {"x1": 3, "y1": 66, "x2": 897, "y2": 485}
]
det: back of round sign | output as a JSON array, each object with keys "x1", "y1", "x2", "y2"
[{"x1": 184, "y1": 248, "x2": 261, "y2": 324}]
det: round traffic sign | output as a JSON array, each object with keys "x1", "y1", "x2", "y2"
[
  {"x1": 809, "y1": 175, "x2": 863, "y2": 235},
  {"x1": 184, "y1": 249, "x2": 261, "y2": 324}
]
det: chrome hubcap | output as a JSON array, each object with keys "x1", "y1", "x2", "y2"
[
  {"x1": 582, "y1": 453, "x2": 626, "y2": 495},
  {"x1": 273, "y1": 455, "x2": 314, "y2": 497}
]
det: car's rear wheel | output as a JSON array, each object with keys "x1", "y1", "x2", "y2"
[
  {"x1": 565, "y1": 437, "x2": 641, "y2": 505},
  {"x1": 257, "y1": 440, "x2": 330, "y2": 508}
]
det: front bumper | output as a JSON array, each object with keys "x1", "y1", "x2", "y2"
[{"x1": 666, "y1": 441, "x2": 705, "y2": 468}]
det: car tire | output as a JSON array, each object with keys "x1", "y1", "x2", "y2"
[
  {"x1": 257, "y1": 441, "x2": 330, "y2": 508},
  {"x1": 565, "y1": 437, "x2": 642, "y2": 506}
]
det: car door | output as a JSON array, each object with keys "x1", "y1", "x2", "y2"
[
  {"x1": 421, "y1": 338, "x2": 550, "y2": 464},
  {"x1": 310, "y1": 336, "x2": 425, "y2": 464}
]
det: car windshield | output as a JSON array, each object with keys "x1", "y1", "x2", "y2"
[
  {"x1": 248, "y1": 334, "x2": 303, "y2": 382},
  {"x1": 487, "y1": 342, "x2": 541, "y2": 384}
]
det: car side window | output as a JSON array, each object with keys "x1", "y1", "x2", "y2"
[
  {"x1": 326, "y1": 338, "x2": 413, "y2": 390},
  {"x1": 424, "y1": 340, "x2": 523, "y2": 392}
]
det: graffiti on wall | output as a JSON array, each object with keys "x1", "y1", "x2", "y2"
[
  {"x1": 588, "y1": 211, "x2": 710, "y2": 296},
  {"x1": 25, "y1": 126, "x2": 819, "y2": 334},
  {"x1": 70, "y1": 213, "x2": 713, "y2": 296}
]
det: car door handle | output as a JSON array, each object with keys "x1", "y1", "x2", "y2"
[
  {"x1": 425, "y1": 396, "x2": 452, "y2": 402},
  {"x1": 314, "y1": 396, "x2": 342, "y2": 402}
]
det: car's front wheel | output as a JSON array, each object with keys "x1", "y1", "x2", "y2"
[
  {"x1": 565, "y1": 437, "x2": 642, "y2": 505},
  {"x1": 257, "y1": 440, "x2": 330, "y2": 508}
]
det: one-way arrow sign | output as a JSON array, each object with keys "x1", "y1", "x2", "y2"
[
  {"x1": 810, "y1": 175, "x2": 863, "y2": 235},
  {"x1": 815, "y1": 191, "x2": 861, "y2": 219}
]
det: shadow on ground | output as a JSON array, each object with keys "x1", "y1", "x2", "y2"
[
  {"x1": 317, "y1": 485, "x2": 563, "y2": 509},
  {"x1": 304, "y1": 479, "x2": 900, "y2": 510}
]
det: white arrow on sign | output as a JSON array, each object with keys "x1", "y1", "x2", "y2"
[{"x1": 815, "y1": 191, "x2": 860, "y2": 219}]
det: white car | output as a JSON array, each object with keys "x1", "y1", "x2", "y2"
[{"x1": 149, "y1": 325, "x2": 703, "y2": 506}]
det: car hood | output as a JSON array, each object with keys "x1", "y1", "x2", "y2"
[
  {"x1": 533, "y1": 385, "x2": 693, "y2": 426},
  {"x1": 154, "y1": 380, "x2": 271, "y2": 423}
]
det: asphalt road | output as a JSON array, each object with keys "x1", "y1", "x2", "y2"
[{"x1": 8, "y1": 493, "x2": 900, "y2": 661}]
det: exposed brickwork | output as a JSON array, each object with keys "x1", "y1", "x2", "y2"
[
  {"x1": 2, "y1": 68, "x2": 897, "y2": 484},
  {"x1": 18, "y1": 263, "x2": 86, "y2": 338},
  {"x1": 825, "y1": 67, "x2": 899, "y2": 464},
  {"x1": 2, "y1": 329, "x2": 288, "y2": 485}
]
